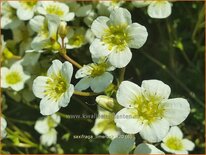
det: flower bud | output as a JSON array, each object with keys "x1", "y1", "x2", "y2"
[
  {"x1": 58, "y1": 22, "x2": 68, "y2": 39},
  {"x1": 96, "y1": 95, "x2": 115, "y2": 112}
]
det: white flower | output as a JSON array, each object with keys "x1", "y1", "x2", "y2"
[
  {"x1": 37, "y1": 1, "x2": 74, "y2": 21},
  {"x1": 35, "y1": 114, "x2": 60, "y2": 146},
  {"x1": 32, "y1": 60, "x2": 74, "y2": 115},
  {"x1": 133, "y1": 0, "x2": 172, "y2": 19},
  {"x1": 161, "y1": 126, "x2": 195, "y2": 154},
  {"x1": 75, "y1": 57, "x2": 114, "y2": 93},
  {"x1": 115, "y1": 80, "x2": 190, "y2": 143},
  {"x1": 90, "y1": 8, "x2": 148, "y2": 68},
  {"x1": 40, "y1": 128, "x2": 57, "y2": 147},
  {"x1": 1, "y1": 63, "x2": 30, "y2": 91},
  {"x1": 8, "y1": 1, "x2": 38, "y2": 20},
  {"x1": 109, "y1": 135, "x2": 135, "y2": 154},
  {"x1": 109, "y1": 135, "x2": 164, "y2": 154},
  {"x1": 1, "y1": 117, "x2": 7, "y2": 140},
  {"x1": 29, "y1": 15, "x2": 61, "y2": 51},
  {"x1": 97, "y1": 0, "x2": 124, "y2": 16},
  {"x1": 1, "y1": 2, "x2": 22, "y2": 29},
  {"x1": 91, "y1": 106, "x2": 121, "y2": 139},
  {"x1": 65, "y1": 27, "x2": 87, "y2": 49},
  {"x1": 134, "y1": 143, "x2": 165, "y2": 154}
]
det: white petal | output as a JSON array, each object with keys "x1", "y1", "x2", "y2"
[
  {"x1": 108, "y1": 47, "x2": 132, "y2": 68},
  {"x1": 127, "y1": 23, "x2": 148, "y2": 49},
  {"x1": 147, "y1": 1, "x2": 172, "y2": 19},
  {"x1": 76, "y1": 5, "x2": 92, "y2": 17},
  {"x1": 115, "y1": 108, "x2": 144, "y2": 134},
  {"x1": 109, "y1": 8, "x2": 132, "y2": 26},
  {"x1": 90, "y1": 72, "x2": 113, "y2": 93},
  {"x1": 10, "y1": 82, "x2": 24, "y2": 91},
  {"x1": 116, "y1": 81, "x2": 141, "y2": 108},
  {"x1": 47, "y1": 60, "x2": 63, "y2": 77},
  {"x1": 34, "y1": 118, "x2": 49, "y2": 134},
  {"x1": 141, "y1": 79, "x2": 171, "y2": 101},
  {"x1": 104, "y1": 128, "x2": 120, "y2": 139},
  {"x1": 132, "y1": 1, "x2": 150, "y2": 8},
  {"x1": 161, "y1": 143, "x2": 188, "y2": 154},
  {"x1": 61, "y1": 61, "x2": 73, "y2": 82},
  {"x1": 91, "y1": 16, "x2": 109, "y2": 38},
  {"x1": 109, "y1": 135, "x2": 135, "y2": 154},
  {"x1": 182, "y1": 139, "x2": 195, "y2": 151},
  {"x1": 163, "y1": 126, "x2": 183, "y2": 141},
  {"x1": 10, "y1": 64, "x2": 23, "y2": 72},
  {"x1": 8, "y1": 1, "x2": 20, "y2": 8},
  {"x1": 32, "y1": 76, "x2": 50, "y2": 98},
  {"x1": 51, "y1": 114, "x2": 61, "y2": 125},
  {"x1": 1, "y1": 67, "x2": 9, "y2": 88},
  {"x1": 58, "y1": 84, "x2": 74, "y2": 107},
  {"x1": 64, "y1": 12, "x2": 75, "y2": 21},
  {"x1": 89, "y1": 39, "x2": 111, "y2": 58},
  {"x1": 47, "y1": 14, "x2": 60, "y2": 39},
  {"x1": 75, "y1": 65, "x2": 93, "y2": 79},
  {"x1": 75, "y1": 77, "x2": 92, "y2": 91},
  {"x1": 140, "y1": 118, "x2": 169, "y2": 143},
  {"x1": 29, "y1": 15, "x2": 45, "y2": 32},
  {"x1": 17, "y1": 8, "x2": 34, "y2": 20},
  {"x1": 162, "y1": 98, "x2": 190, "y2": 126},
  {"x1": 40, "y1": 128, "x2": 57, "y2": 146},
  {"x1": 40, "y1": 97, "x2": 60, "y2": 115},
  {"x1": 134, "y1": 143, "x2": 165, "y2": 154}
]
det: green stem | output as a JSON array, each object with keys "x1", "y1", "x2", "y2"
[
  {"x1": 61, "y1": 52, "x2": 82, "y2": 69},
  {"x1": 119, "y1": 67, "x2": 126, "y2": 85},
  {"x1": 73, "y1": 90, "x2": 99, "y2": 97},
  {"x1": 7, "y1": 117, "x2": 35, "y2": 126},
  {"x1": 60, "y1": 38, "x2": 82, "y2": 69}
]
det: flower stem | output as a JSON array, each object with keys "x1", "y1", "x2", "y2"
[
  {"x1": 60, "y1": 38, "x2": 82, "y2": 69},
  {"x1": 61, "y1": 52, "x2": 82, "y2": 69},
  {"x1": 73, "y1": 90, "x2": 99, "y2": 97},
  {"x1": 119, "y1": 67, "x2": 126, "y2": 85}
]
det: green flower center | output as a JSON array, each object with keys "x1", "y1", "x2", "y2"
[
  {"x1": 68, "y1": 35, "x2": 85, "y2": 47},
  {"x1": 45, "y1": 73, "x2": 67, "y2": 101},
  {"x1": 102, "y1": 24, "x2": 130, "y2": 51},
  {"x1": 46, "y1": 5, "x2": 64, "y2": 16},
  {"x1": 165, "y1": 136, "x2": 184, "y2": 151},
  {"x1": 20, "y1": 1, "x2": 37, "y2": 9},
  {"x1": 133, "y1": 95, "x2": 165, "y2": 124},
  {"x1": 47, "y1": 116, "x2": 57, "y2": 128},
  {"x1": 90, "y1": 63, "x2": 108, "y2": 77},
  {"x1": 40, "y1": 21, "x2": 49, "y2": 38},
  {"x1": 6, "y1": 71, "x2": 22, "y2": 85}
]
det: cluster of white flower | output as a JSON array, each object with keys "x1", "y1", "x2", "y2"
[
  {"x1": 35, "y1": 114, "x2": 61, "y2": 146},
  {"x1": 1, "y1": 1, "x2": 195, "y2": 154}
]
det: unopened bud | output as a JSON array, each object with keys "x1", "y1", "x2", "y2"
[
  {"x1": 58, "y1": 22, "x2": 68, "y2": 39},
  {"x1": 3, "y1": 48, "x2": 14, "y2": 59},
  {"x1": 96, "y1": 95, "x2": 116, "y2": 112}
]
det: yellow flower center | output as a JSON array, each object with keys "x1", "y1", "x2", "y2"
[
  {"x1": 6, "y1": 71, "x2": 22, "y2": 85},
  {"x1": 45, "y1": 73, "x2": 67, "y2": 101},
  {"x1": 20, "y1": 1, "x2": 37, "y2": 9},
  {"x1": 47, "y1": 116, "x2": 57, "y2": 128},
  {"x1": 165, "y1": 136, "x2": 184, "y2": 151},
  {"x1": 133, "y1": 95, "x2": 165, "y2": 124},
  {"x1": 90, "y1": 63, "x2": 108, "y2": 77},
  {"x1": 68, "y1": 35, "x2": 85, "y2": 47},
  {"x1": 46, "y1": 5, "x2": 64, "y2": 16},
  {"x1": 102, "y1": 24, "x2": 130, "y2": 51}
]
